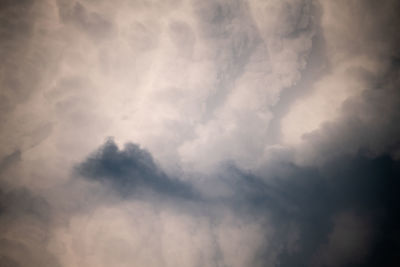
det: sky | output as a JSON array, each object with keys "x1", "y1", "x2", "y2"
[{"x1": 0, "y1": 0, "x2": 400, "y2": 266}]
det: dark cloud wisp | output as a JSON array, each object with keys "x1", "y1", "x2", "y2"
[{"x1": 77, "y1": 139, "x2": 198, "y2": 200}]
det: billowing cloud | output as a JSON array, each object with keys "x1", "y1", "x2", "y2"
[
  {"x1": 0, "y1": 0, "x2": 399, "y2": 266},
  {"x1": 65, "y1": 139, "x2": 399, "y2": 267}
]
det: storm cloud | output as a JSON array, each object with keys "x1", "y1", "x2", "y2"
[
  {"x1": 0, "y1": 0, "x2": 400, "y2": 266},
  {"x1": 73, "y1": 138, "x2": 400, "y2": 267}
]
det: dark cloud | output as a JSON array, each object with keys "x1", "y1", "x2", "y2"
[
  {"x1": 302, "y1": 60, "x2": 400, "y2": 164},
  {"x1": 269, "y1": 0, "x2": 398, "y2": 167},
  {"x1": 77, "y1": 139, "x2": 199, "y2": 200},
  {"x1": 76, "y1": 137, "x2": 400, "y2": 266},
  {"x1": 1, "y1": 0, "x2": 400, "y2": 266},
  {"x1": 224, "y1": 153, "x2": 400, "y2": 267}
]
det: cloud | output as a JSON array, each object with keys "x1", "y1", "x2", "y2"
[
  {"x1": 296, "y1": 58, "x2": 400, "y2": 165},
  {"x1": 1, "y1": 0, "x2": 400, "y2": 266},
  {"x1": 77, "y1": 139, "x2": 198, "y2": 200},
  {"x1": 271, "y1": 154, "x2": 400, "y2": 267},
  {"x1": 282, "y1": 0, "x2": 400, "y2": 161},
  {"x1": 0, "y1": 186, "x2": 60, "y2": 267},
  {"x1": 212, "y1": 153, "x2": 400, "y2": 267},
  {"x1": 72, "y1": 137, "x2": 400, "y2": 267}
]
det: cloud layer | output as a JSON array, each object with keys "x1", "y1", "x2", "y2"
[{"x1": 0, "y1": 0, "x2": 400, "y2": 266}]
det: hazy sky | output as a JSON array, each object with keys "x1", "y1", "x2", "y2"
[{"x1": 1, "y1": 0, "x2": 400, "y2": 266}]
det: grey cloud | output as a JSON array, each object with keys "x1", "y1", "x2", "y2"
[
  {"x1": 176, "y1": 0, "x2": 318, "y2": 169},
  {"x1": 223, "y1": 153, "x2": 400, "y2": 267},
  {"x1": 302, "y1": 60, "x2": 400, "y2": 164},
  {"x1": 1, "y1": 0, "x2": 400, "y2": 266},
  {"x1": 284, "y1": 0, "x2": 400, "y2": 165},
  {"x1": 77, "y1": 139, "x2": 199, "y2": 200},
  {"x1": 75, "y1": 138, "x2": 400, "y2": 267}
]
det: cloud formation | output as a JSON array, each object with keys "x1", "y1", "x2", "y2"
[
  {"x1": 0, "y1": 0, "x2": 399, "y2": 266},
  {"x1": 77, "y1": 139, "x2": 198, "y2": 199}
]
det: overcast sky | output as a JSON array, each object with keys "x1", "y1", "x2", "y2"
[{"x1": 1, "y1": 0, "x2": 400, "y2": 266}]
